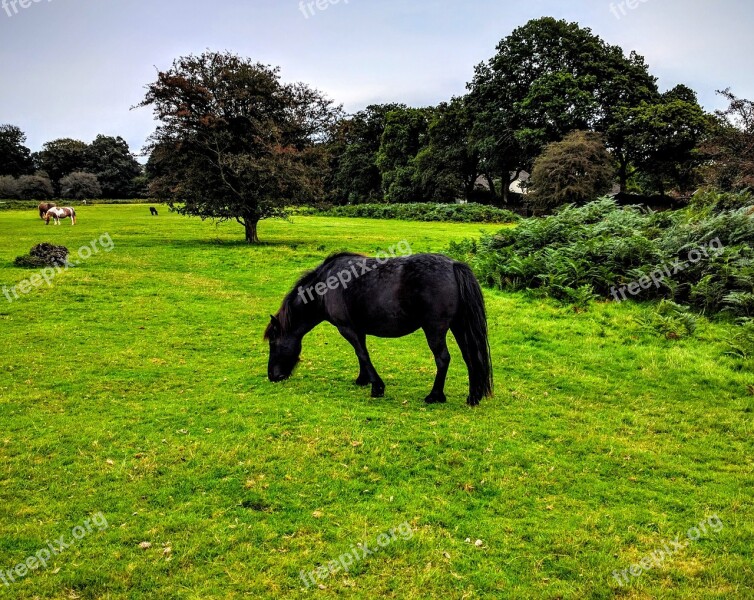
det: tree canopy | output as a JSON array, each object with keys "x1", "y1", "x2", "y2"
[
  {"x1": 139, "y1": 51, "x2": 342, "y2": 243},
  {"x1": 702, "y1": 89, "x2": 754, "y2": 191},
  {"x1": 0, "y1": 125, "x2": 34, "y2": 177},
  {"x1": 467, "y1": 17, "x2": 659, "y2": 200},
  {"x1": 84, "y1": 135, "x2": 142, "y2": 198}
]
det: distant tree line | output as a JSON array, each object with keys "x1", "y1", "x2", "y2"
[
  {"x1": 139, "y1": 18, "x2": 754, "y2": 242},
  {"x1": 4, "y1": 17, "x2": 752, "y2": 242},
  {"x1": 0, "y1": 127, "x2": 144, "y2": 200}
]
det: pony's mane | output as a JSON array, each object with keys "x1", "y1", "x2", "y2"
[{"x1": 264, "y1": 252, "x2": 364, "y2": 339}]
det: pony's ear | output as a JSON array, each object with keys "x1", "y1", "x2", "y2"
[{"x1": 265, "y1": 315, "x2": 281, "y2": 339}]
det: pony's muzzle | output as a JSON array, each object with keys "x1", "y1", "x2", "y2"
[{"x1": 268, "y1": 371, "x2": 290, "y2": 383}]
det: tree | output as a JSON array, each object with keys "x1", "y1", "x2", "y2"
[
  {"x1": 414, "y1": 97, "x2": 481, "y2": 202},
  {"x1": 0, "y1": 125, "x2": 34, "y2": 177},
  {"x1": 702, "y1": 89, "x2": 754, "y2": 191},
  {"x1": 625, "y1": 86, "x2": 708, "y2": 195},
  {"x1": 375, "y1": 107, "x2": 432, "y2": 202},
  {"x1": 327, "y1": 103, "x2": 404, "y2": 204},
  {"x1": 60, "y1": 172, "x2": 102, "y2": 200},
  {"x1": 33, "y1": 138, "x2": 88, "y2": 193},
  {"x1": 140, "y1": 51, "x2": 342, "y2": 243},
  {"x1": 84, "y1": 135, "x2": 142, "y2": 198},
  {"x1": 16, "y1": 175, "x2": 54, "y2": 200},
  {"x1": 528, "y1": 131, "x2": 615, "y2": 212},
  {"x1": 467, "y1": 18, "x2": 658, "y2": 200}
]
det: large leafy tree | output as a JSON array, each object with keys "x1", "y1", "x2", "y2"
[
  {"x1": 625, "y1": 85, "x2": 708, "y2": 195},
  {"x1": 467, "y1": 17, "x2": 658, "y2": 200},
  {"x1": 0, "y1": 125, "x2": 34, "y2": 177},
  {"x1": 84, "y1": 135, "x2": 142, "y2": 198},
  {"x1": 327, "y1": 103, "x2": 404, "y2": 204},
  {"x1": 375, "y1": 106, "x2": 432, "y2": 202},
  {"x1": 414, "y1": 96, "x2": 480, "y2": 202},
  {"x1": 33, "y1": 138, "x2": 88, "y2": 193},
  {"x1": 139, "y1": 51, "x2": 342, "y2": 243}
]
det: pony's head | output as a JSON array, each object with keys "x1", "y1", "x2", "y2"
[{"x1": 264, "y1": 313, "x2": 301, "y2": 382}]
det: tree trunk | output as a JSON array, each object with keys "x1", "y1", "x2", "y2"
[
  {"x1": 485, "y1": 175, "x2": 497, "y2": 201},
  {"x1": 244, "y1": 219, "x2": 260, "y2": 244},
  {"x1": 618, "y1": 156, "x2": 629, "y2": 192}
]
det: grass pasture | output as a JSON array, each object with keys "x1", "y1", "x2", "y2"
[{"x1": 0, "y1": 205, "x2": 752, "y2": 599}]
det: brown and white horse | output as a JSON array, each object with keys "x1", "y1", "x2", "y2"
[
  {"x1": 45, "y1": 207, "x2": 77, "y2": 226},
  {"x1": 38, "y1": 202, "x2": 56, "y2": 220}
]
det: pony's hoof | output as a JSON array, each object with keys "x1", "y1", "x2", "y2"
[
  {"x1": 466, "y1": 396, "x2": 481, "y2": 407},
  {"x1": 355, "y1": 375, "x2": 370, "y2": 387},
  {"x1": 424, "y1": 393, "x2": 447, "y2": 404},
  {"x1": 371, "y1": 386, "x2": 385, "y2": 398}
]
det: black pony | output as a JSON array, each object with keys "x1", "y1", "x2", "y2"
[{"x1": 265, "y1": 253, "x2": 493, "y2": 405}]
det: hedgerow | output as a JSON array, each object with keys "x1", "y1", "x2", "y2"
[{"x1": 310, "y1": 202, "x2": 520, "y2": 224}]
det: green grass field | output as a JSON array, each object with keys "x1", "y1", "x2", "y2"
[{"x1": 0, "y1": 205, "x2": 752, "y2": 599}]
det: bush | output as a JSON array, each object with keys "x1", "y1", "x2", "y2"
[
  {"x1": 528, "y1": 131, "x2": 615, "y2": 213},
  {"x1": 60, "y1": 171, "x2": 102, "y2": 200},
  {"x1": 315, "y1": 202, "x2": 520, "y2": 224},
  {"x1": 16, "y1": 175, "x2": 54, "y2": 200},
  {"x1": 447, "y1": 191, "x2": 754, "y2": 315},
  {"x1": 0, "y1": 175, "x2": 19, "y2": 199},
  {"x1": 635, "y1": 300, "x2": 698, "y2": 339}
]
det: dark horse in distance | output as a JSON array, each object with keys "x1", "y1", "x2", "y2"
[{"x1": 265, "y1": 253, "x2": 493, "y2": 405}]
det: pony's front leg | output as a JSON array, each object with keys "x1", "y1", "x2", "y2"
[{"x1": 338, "y1": 327, "x2": 385, "y2": 397}]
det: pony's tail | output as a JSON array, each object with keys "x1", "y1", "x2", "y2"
[{"x1": 452, "y1": 262, "x2": 493, "y2": 405}]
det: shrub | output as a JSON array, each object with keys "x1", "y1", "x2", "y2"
[
  {"x1": 724, "y1": 319, "x2": 754, "y2": 359},
  {"x1": 528, "y1": 131, "x2": 616, "y2": 213},
  {"x1": 635, "y1": 300, "x2": 698, "y2": 340},
  {"x1": 60, "y1": 171, "x2": 102, "y2": 200},
  {"x1": 0, "y1": 175, "x2": 19, "y2": 199},
  {"x1": 16, "y1": 175, "x2": 54, "y2": 200},
  {"x1": 447, "y1": 192, "x2": 754, "y2": 316}
]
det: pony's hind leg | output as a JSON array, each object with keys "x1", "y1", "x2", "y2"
[
  {"x1": 338, "y1": 327, "x2": 385, "y2": 398},
  {"x1": 355, "y1": 358, "x2": 371, "y2": 387},
  {"x1": 423, "y1": 325, "x2": 451, "y2": 404}
]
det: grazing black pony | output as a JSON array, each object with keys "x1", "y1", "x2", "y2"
[
  {"x1": 265, "y1": 253, "x2": 493, "y2": 405},
  {"x1": 150, "y1": 207, "x2": 159, "y2": 216}
]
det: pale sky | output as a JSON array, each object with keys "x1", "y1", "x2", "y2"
[{"x1": 1, "y1": 0, "x2": 752, "y2": 156}]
